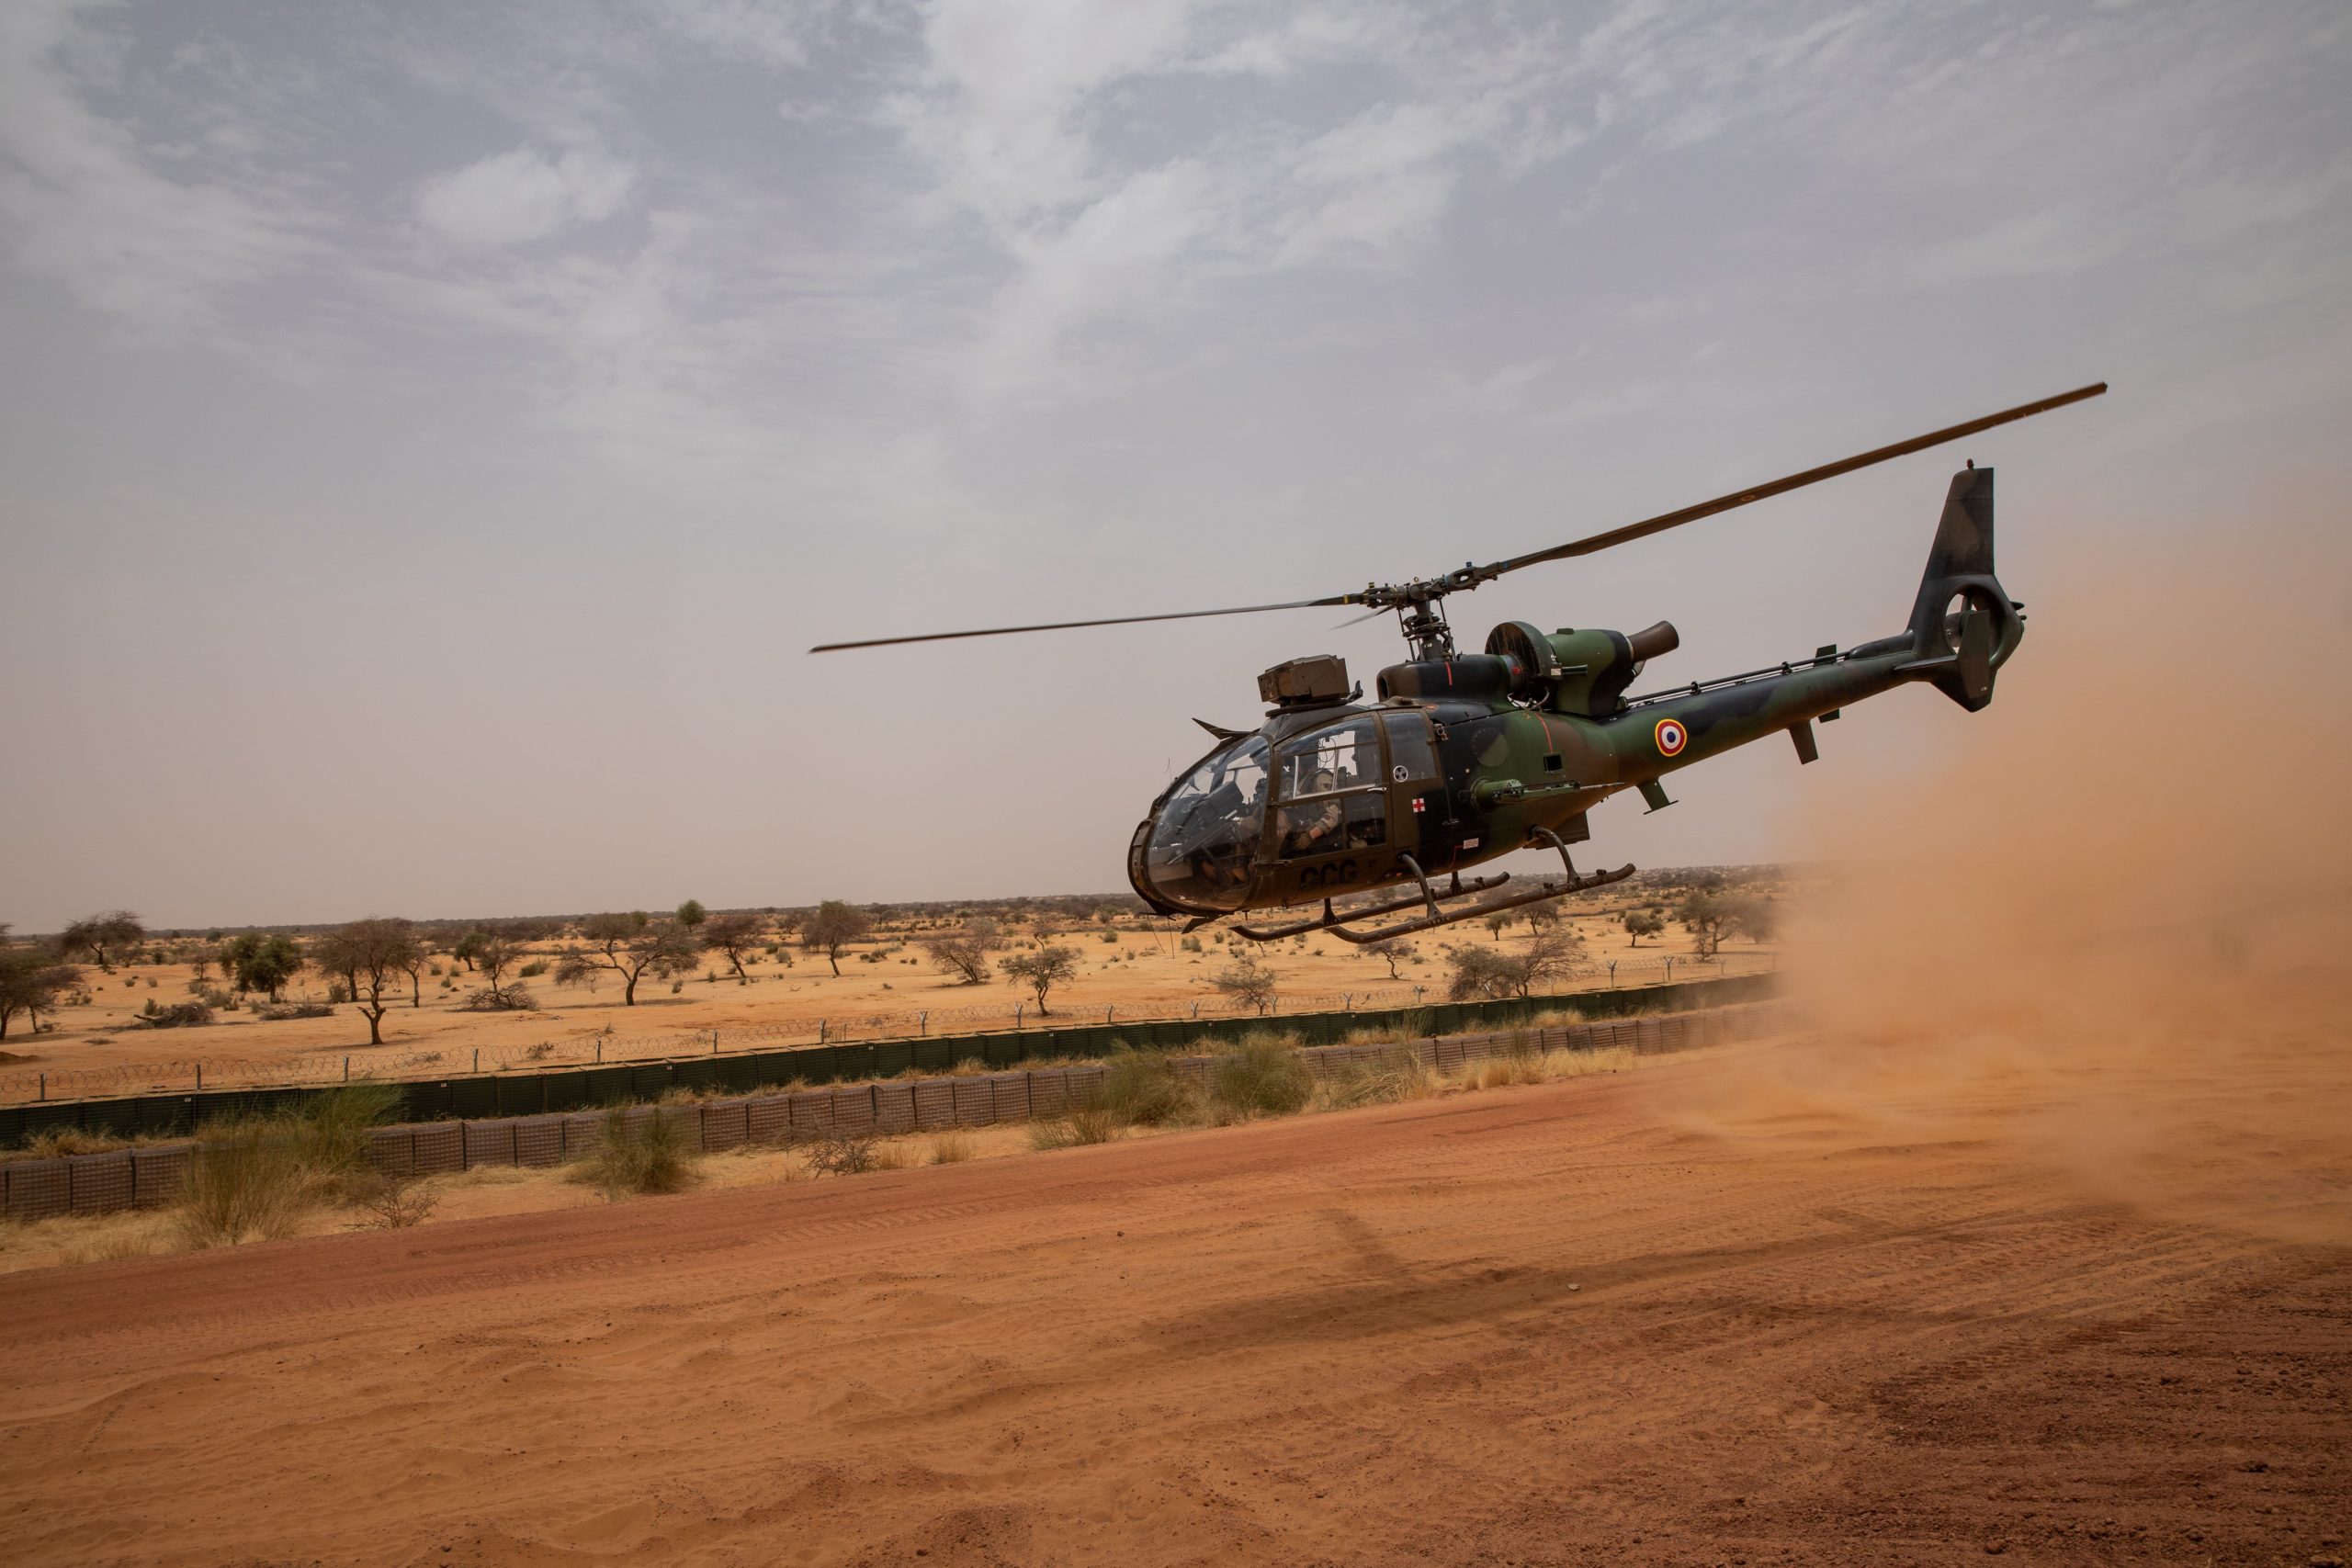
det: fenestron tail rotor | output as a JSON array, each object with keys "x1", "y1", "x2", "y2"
[{"x1": 808, "y1": 382, "x2": 2107, "y2": 658}]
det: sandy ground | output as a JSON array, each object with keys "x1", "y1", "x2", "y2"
[
  {"x1": 2, "y1": 1019, "x2": 2344, "y2": 1567},
  {"x1": 2, "y1": 902, "x2": 1761, "y2": 1100}
]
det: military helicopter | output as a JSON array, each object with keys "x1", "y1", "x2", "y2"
[{"x1": 814, "y1": 383, "x2": 2106, "y2": 942}]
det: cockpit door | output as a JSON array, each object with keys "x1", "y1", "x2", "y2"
[
  {"x1": 1380, "y1": 709, "x2": 1445, "y2": 863},
  {"x1": 1269, "y1": 715, "x2": 1390, "y2": 902}
]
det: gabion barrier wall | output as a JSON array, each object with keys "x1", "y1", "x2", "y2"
[{"x1": 0, "y1": 998, "x2": 1792, "y2": 1222}]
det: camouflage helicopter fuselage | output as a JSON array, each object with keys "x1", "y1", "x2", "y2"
[{"x1": 1128, "y1": 468, "x2": 2018, "y2": 937}]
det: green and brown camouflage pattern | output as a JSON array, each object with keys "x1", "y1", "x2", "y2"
[{"x1": 1129, "y1": 467, "x2": 2022, "y2": 917}]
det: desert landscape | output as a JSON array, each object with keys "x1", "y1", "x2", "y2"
[
  {"x1": 0, "y1": 878, "x2": 1772, "y2": 1100},
  {"x1": 8, "y1": 5, "x2": 2351, "y2": 1563},
  {"x1": 1, "y1": 969, "x2": 2344, "y2": 1565}
]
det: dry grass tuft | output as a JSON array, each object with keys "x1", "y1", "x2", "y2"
[
  {"x1": 1314, "y1": 1048, "x2": 1441, "y2": 1111},
  {"x1": 1030, "y1": 1103, "x2": 1120, "y2": 1149},
  {"x1": 1209, "y1": 1037, "x2": 1313, "y2": 1121},
  {"x1": 175, "y1": 1081, "x2": 405, "y2": 1247},
  {"x1": 1102, "y1": 1048, "x2": 1199, "y2": 1127},
  {"x1": 929, "y1": 1131, "x2": 977, "y2": 1165},
  {"x1": 570, "y1": 1107, "x2": 699, "y2": 1199}
]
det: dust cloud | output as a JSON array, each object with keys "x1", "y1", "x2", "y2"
[{"x1": 1654, "y1": 520, "x2": 2352, "y2": 1247}]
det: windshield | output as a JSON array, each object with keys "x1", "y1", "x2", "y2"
[{"x1": 1142, "y1": 737, "x2": 1269, "y2": 911}]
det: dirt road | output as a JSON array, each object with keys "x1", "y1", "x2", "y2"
[{"x1": 2, "y1": 1031, "x2": 2345, "y2": 1566}]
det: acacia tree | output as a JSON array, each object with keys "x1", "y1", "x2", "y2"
[
  {"x1": 1444, "y1": 927, "x2": 1582, "y2": 1000},
  {"x1": 473, "y1": 934, "x2": 522, "y2": 994},
  {"x1": 0, "y1": 932, "x2": 81, "y2": 1041},
  {"x1": 1211, "y1": 949, "x2": 1278, "y2": 1015},
  {"x1": 1484, "y1": 911, "x2": 1512, "y2": 942},
  {"x1": 700, "y1": 911, "x2": 768, "y2": 979},
  {"x1": 556, "y1": 914, "x2": 704, "y2": 1005},
  {"x1": 1363, "y1": 938, "x2": 1409, "y2": 980},
  {"x1": 397, "y1": 942, "x2": 430, "y2": 1007},
  {"x1": 1001, "y1": 944, "x2": 1080, "y2": 1015},
  {"x1": 1725, "y1": 895, "x2": 1779, "y2": 944},
  {"x1": 921, "y1": 919, "x2": 1002, "y2": 986},
  {"x1": 311, "y1": 917, "x2": 422, "y2": 1045},
  {"x1": 1622, "y1": 909, "x2": 1665, "y2": 947},
  {"x1": 220, "y1": 931, "x2": 304, "y2": 1002},
  {"x1": 1677, "y1": 892, "x2": 1733, "y2": 958},
  {"x1": 58, "y1": 910, "x2": 144, "y2": 969},
  {"x1": 675, "y1": 898, "x2": 708, "y2": 930},
  {"x1": 800, "y1": 901, "x2": 873, "y2": 976}
]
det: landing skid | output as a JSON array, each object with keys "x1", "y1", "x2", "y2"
[{"x1": 1229, "y1": 831, "x2": 1634, "y2": 944}]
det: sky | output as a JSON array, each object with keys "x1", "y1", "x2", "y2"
[{"x1": 2, "y1": 0, "x2": 2348, "y2": 932}]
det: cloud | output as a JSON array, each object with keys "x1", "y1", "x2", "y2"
[
  {"x1": 416, "y1": 143, "x2": 638, "y2": 247},
  {"x1": 0, "y1": 0, "x2": 311, "y2": 337}
]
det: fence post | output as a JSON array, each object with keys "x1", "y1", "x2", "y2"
[
  {"x1": 712, "y1": 1031, "x2": 718, "y2": 1055},
  {"x1": 344, "y1": 1056, "x2": 350, "y2": 1083},
  {"x1": 1015, "y1": 1003, "x2": 1024, "y2": 1029},
  {"x1": 196, "y1": 1063, "x2": 201, "y2": 1092},
  {"x1": 1105, "y1": 1006, "x2": 1114, "y2": 1025},
  {"x1": 37, "y1": 1072, "x2": 43, "y2": 1100},
  {"x1": 1191, "y1": 1002, "x2": 1199, "y2": 1020},
  {"x1": 1664, "y1": 957, "x2": 1674, "y2": 983},
  {"x1": 473, "y1": 1047, "x2": 480, "y2": 1075},
  {"x1": 595, "y1": 1038, "x2": 603, "y2": 1064},
  {"x1": 820, "y1": 1019, "x2": 827, "y2": 1043},
  {"x1": 1607, "y1": 961, "x2": 1616, "y2": 987},
  {"x1": 920, "y1": 1010, "x2": 928, "y2": 1036}
]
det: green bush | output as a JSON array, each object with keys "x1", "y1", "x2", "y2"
[
  {"x1": 1103, "y1": 1049, "x2": 1196, "y2": 1126},
  {"x1": 573, "y1": 1108, "x2": 697, "y2": 1198},
  {"x1": 175, "y1": 1082, "x2": 402, "y2": 1247},
  {"x1": 1210, "y1": 1036, "x2": 1312, "y2": 1119}
]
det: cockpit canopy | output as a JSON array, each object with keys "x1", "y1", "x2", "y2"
[
  {"x1": 1133, "y1": 709, "x2": 1443, "y2": 915},
  {"x1": 1138, "y1": 735, "x2": 1269, "y2": 912}
]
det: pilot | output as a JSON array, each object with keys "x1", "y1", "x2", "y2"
[{"x1": 1280, "y1": 767, "x2": 1343, "y2": 854}]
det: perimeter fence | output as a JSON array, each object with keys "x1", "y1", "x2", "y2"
[
  {"x1": 0, "y1": 993, "x2": 1795, "y2": 1221},
  {"x1": 0, "y1": 951, "x2": 1771, "y2": 1107},
  {"x1": 0, "y1": 971, "x2": 1773, "y2": 1151}
]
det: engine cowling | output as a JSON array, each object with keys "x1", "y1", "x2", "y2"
[{"x1": 1484, "y1": 619, "x2": 1679, "y2": 716}]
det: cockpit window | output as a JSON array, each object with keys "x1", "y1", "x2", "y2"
[
  {"x1": 1274, "y1": 716, "x2": 1387, "y2": 859},
  {"x1": 1141, "y1": 737, "x2": 1270, "y2": 912},
  {"x1": 1275, "y1": 716, "x2": 1379, "y2": 798}
]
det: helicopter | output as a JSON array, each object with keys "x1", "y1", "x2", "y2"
[{"x1": 814, "y1": 383, "x2": 2106, "y2": 943}]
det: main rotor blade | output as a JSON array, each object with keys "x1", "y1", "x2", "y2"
[
  {"x1": 1480, "y1": 382, "x2": 2107, "y2": 577},
  {"x1": 809, "y1": 592, "x2": 1358, "y2": 653}
]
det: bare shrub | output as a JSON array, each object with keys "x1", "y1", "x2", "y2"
[
  {"x1": 254, "y1": 1000, "x2": 334, "y2": 1021},
  {"x1": 353, "y1": 1169, "x2": 438, "y2": 1228},
  {"x1": 459, "y1": 984, "x2": 536, "y2": 1012},
  {"x1": 137, "y1": 1000, "x2": 214, "y2": 1028},
  {"x1": 805, "y1": 1131, "x2": 881, "y2": 1176}
]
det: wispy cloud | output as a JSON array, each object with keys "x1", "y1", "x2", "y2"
[{"x1": 0, "y1": 0, "x2": 315, "y2": 339}]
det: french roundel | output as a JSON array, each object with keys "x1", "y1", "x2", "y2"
[{"x1": 1654, "y1": 716, "x2": 1689, "y2": 757}]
